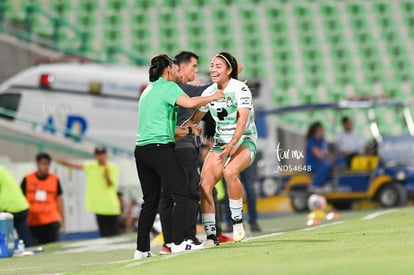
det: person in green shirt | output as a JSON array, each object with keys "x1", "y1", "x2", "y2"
[
  {"x1": 134, "y1": 54, "x2": 224, "y2": 259},
  {"x1": 0, "y1": 166, "x2": 31, "y2": 246},
  {"x1": 56, "y1": 147, "x2": 121, "y2": 237}
]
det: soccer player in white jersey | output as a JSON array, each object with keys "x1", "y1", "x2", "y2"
[{"x1": 183, "y1": 52, "x2": 257, "y2": 245}]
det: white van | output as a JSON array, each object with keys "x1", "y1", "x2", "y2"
[
  {"x1": 0, "y1": 63, "x2": 149, "y2": 149},
  {"x1": 0, "y1": 62, "x2": 149, "y2": 97}
]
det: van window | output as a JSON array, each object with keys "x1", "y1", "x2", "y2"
[{"x1": 0, "y1": 93, "x2": 21, "y2": 120}]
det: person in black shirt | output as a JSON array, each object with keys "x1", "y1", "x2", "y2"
[
  {"x1": 159, "y1": 52, "x2": 235, "y2": 254},
  {"x1": 158, "y1": 52, "x2": 210, "y2": 254}
]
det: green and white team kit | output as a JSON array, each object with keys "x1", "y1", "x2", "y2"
[{"x1": 199, "y1": 78, "x2": 257, "y2": 159}]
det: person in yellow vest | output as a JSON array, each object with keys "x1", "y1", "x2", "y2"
[
  {"x1": 56, "y1": 147, "x2": 120, "y2": 237},
  {"x1": 0, "y1": 166, "x2": 32, "y2": 247},
  {"x1": 21, "y1": 153, "x2": 65, "y2": 245}
]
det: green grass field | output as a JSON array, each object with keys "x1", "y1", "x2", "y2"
[{"x1": 2, "y1": 208, "x2": 414, "y2": 275}]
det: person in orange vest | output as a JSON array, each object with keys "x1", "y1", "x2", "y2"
[{"x1": 21, "y1": 153, "x2": 65, "y2": 245}]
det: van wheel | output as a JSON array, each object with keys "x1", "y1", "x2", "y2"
[{"x1": 377, "y1": 183, "x2": 407, "y2": 208}]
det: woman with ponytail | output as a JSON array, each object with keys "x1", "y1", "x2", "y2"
[
  {"x1": 182, "y1": 52, "x2": 258, "y2": 245},
  {"x1": 134, "y1": 54, "x2": 224, "y2": 259}
]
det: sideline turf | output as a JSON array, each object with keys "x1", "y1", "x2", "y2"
[{"x1": 1, "y1": 208, "x2": 413, "y2": 275}]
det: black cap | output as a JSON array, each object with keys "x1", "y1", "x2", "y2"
[{"x1": 94, "y1": 146, "x2": 107, "y2": 155}]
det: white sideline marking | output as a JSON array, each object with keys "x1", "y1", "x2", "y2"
[
  {"x1": 123, "y1": 254, "x2": 182, "y2": 269},
  {"x1": 123, "y1": 232, "x2": 288, "y2": 269},
  {"x1": 244, "y1": 232, "x2": 285, "y2": 241},
  {"x1": 1, "y1": 267, "x2": 44, "y2": 273},
  {"x1": 56, "y1": 242, "x2": 135, "y2": 254},
  {"x1": 363, "y1": 209, "x2": 397, "y2": 220},
  {"x1": 301, "y1": 221, "x2": 345, "y2": 231},
  {"x1": 56, "y1": 235, "x2": 135, "y2": 254},
  {"x1": 63, "y1": 236, "x2": 132, "y2": 248},
  {"x1": 123, "y1": 222, "x2": 346, "y2": 269},
  {"x1": 81, "y1": 259, "x2": 133, "y2": 267}
]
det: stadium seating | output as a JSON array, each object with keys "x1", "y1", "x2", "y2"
[{"x1": 1, "y1": 0, "x2": 413, "y2": 137}]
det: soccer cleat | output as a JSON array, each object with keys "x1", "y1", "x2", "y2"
[
  {"x1": 171, "y1": 239, "x2": 204, "y2": 253},
  {"x1": 218, "y1": 233, "x2": 233, "y2": 243},
  {"x1": 134, "y1": 250, "x2": 155, "y2": 260},
  {"x1": 159, "y1": 243, "x2": 172, "y2": 255},
  {"x1": 204, "y1": 234, "x2": 219, "y2": 248},
  {"x1": 232, "y1": 220, "x2": 246, "y2": 242}
]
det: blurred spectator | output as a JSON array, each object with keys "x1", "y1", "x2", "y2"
[
  {"x1": 124, "y1": 198, "x2": 139, "y2": 232},
  {"x1": 336, "y1": 117, "x2": 365, "y2": 167},
  {"x1": 0, "y1": 166, "x2": 31, "y2": 247},
  {"x1": 56, "y1": 147, "x2": 121, "y2": 237},
  {"x1": 123, "y1": 197, "x2": 162, "y2": 235},
  {"x1": 21, "y1": 153, "x2": 64, "y2": 245},
  {"x1": 306, "y1": 122, "x2": 334, "y2": 189}
]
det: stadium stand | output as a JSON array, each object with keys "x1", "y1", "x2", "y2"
[{"x1": 0, "y1": 0, "x2": 413, "y2": 137}]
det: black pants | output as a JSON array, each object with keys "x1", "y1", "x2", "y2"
[
  {"x1": 12, "y1": 210, "x2": 32, "y2": 247},
  {"x1": 159, "y1": 148, "x2": 201, "y2": 243},
  {"x1": 30, "y1": 221, "x2": 60, "y2": 245},
  {"x1": 96, "y1": 214, "x2": 119, "y2": 237},
  {"x1": 135, "y1": 143, "x2": 190, "y2": 251}
]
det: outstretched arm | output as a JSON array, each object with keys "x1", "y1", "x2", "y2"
[
  {"x1": 176, "y1": 89, "x2": 224, "y2": 109},
  {"x1": 55, "y1": 159, "x2": 84, "y2": 170}
]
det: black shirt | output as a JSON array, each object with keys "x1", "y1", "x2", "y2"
[{"x1": 175, "y1": 83, "x2": 211, "y2": 149}]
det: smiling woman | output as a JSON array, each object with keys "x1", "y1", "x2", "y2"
[{"x1": 182, "y1": 52, "x2": 258, "y2": 245}]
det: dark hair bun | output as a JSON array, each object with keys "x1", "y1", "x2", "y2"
[
  {"x1": 149, "y1": 54, "x2": 173, "y2": 82},
  {"x1": 149, "y1": 66, "x2": 159, "y2": 76}
]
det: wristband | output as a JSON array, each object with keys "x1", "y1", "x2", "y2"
[{"x1": 187, "y1": 126, "x2": 193, "y2": 136}]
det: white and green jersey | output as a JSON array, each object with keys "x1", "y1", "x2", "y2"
[{"x1": 199, "y1": 78, "x2": 257, "y2": 144}]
